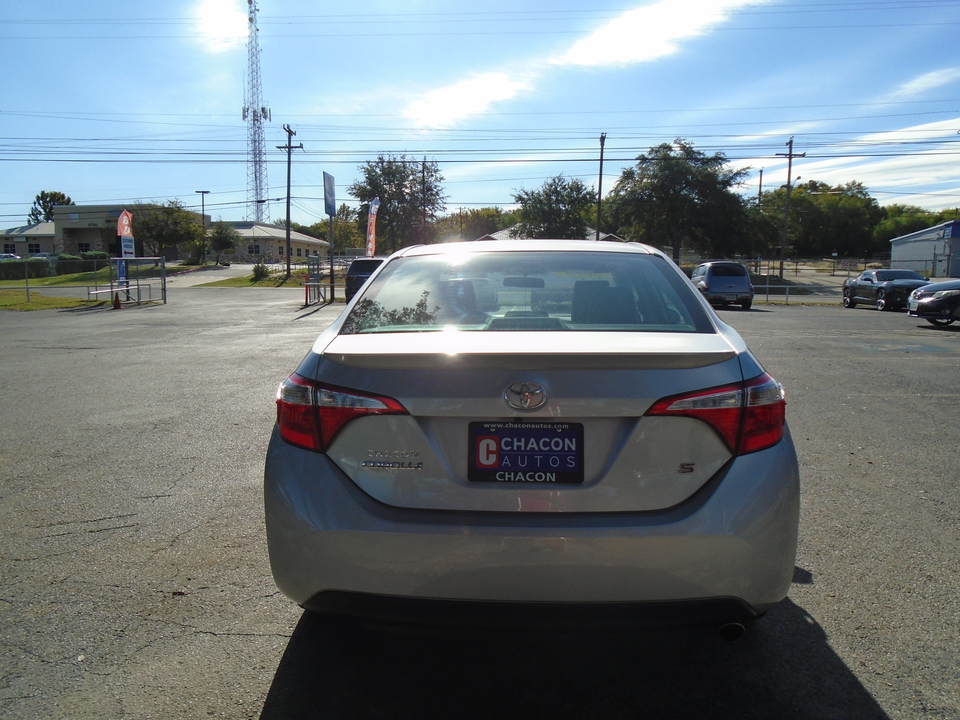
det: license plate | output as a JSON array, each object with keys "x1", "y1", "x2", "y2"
[
  {"x1": 468, "y1": 422, "x2": 584, "y2": 484},
  {"x1": 908, "y1": 300, "x2": 918, "y2": 312}
]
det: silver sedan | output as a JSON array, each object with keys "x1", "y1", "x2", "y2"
[{"x1": 264, "y1": 240, "x2": 799, "y2": 638}]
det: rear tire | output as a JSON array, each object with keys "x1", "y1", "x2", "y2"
[
  {"x1": 741, "y1": 300, "x2": 752, "y2": 310},
  {"x1": 876, "y1": 291, "x2": 887, "y2": 311}
]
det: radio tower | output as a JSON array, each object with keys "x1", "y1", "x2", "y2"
[{"x1": 243, "y1": 0, "x2": 270, "y2": 222}]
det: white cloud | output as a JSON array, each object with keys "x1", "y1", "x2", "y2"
[
  {"x1": 400, "y1": 1, "x2": 772, "y2": 127},
  {"x1": 736, "y1": 118, "x2": 960, "y2": 209},
  {"x1": 886, "y1": 68, "x2": 960, "y2": 100},
  {"x1": 402, "y1": 73, "x2": 534, "y2": 128},
  {"x1": 552, "y1": 0, "x2": 772, "y2": 67},
  {"x1": 193, "y1": 0, "x2": 248, "y2": 54}
]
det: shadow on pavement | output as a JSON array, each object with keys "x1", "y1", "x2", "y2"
[{"x1": 260, "y1": 597, "x2": 888, "y2": 720}]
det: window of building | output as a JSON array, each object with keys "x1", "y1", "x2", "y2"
[
  {"x1": 278, "y1": 246, "x2": 284, "y2": 256},
  {"x1": 28, "y1": 243, "x2": 41, "y2": 254},
  {"x1": 296, "y1": 247, "x2": 302, "y2": 257},
  {"x1": 248, "y1": 244, "x2": 261, "y2": 255},
  {"x1": 78, "y1": 242, "x2": 91, "y2": 253},
  {"x1": 3, "y1": 243, "x2": 15, "y2": 254}
]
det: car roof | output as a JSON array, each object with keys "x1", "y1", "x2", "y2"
[{"x1": 394, "y1": 240, "x2": 660, "y2": 258}]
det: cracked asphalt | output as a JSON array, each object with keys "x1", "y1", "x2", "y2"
[{"x1": 0, "y1": 290, "x2": 958, "y2": 719}]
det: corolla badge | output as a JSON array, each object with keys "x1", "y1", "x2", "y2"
[{"x1": 504, "y1": 382, "x2": 547, "y2": 411}]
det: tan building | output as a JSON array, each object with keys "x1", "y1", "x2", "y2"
[
  {"x1": 1, "y1": 222, "x2": 56, "y2": 257},
  {"x1": 1, "y1": 205, "x2": 329, "y2": 261},
  {"x1": 229, "y1": 221, "x2": 329, "y2": 262},
  {"x1": 51, "y1": 204, "x2": 153, "y2": 256}
]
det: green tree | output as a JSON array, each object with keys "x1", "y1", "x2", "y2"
[
  {"x1": 873, "y1": 204, "x2": 938, "y2": 247},
  {"x1": 329, "y1": 204, "x2": 364, "y2": 253},
  {"x1": 433, "y1": 207, "x2": 517, "y2": 241},
  {"x1": 28, "y1": 191, "x2": 74, "y2": 224},
  {"x1": 348, "y1": 154, "x2": 447, "y2": 254},
  {"x1": 133, "y1": 201, "x2": 205, "y2": 259},
  {"x1": 208, "y1": 221, "x2": 241, "y2": 265},
  {"x1": 763, "y1": 180, "x2": 884, "y2": 257},
  {"x1": 511, "y1": 175, "x2": 596, "y2": 239},
  {"x1": 607, "y1": 139, "x2": 749, "y2": 261}
]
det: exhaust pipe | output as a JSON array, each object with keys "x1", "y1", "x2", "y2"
[{"x1": 718, "y1": 621, "x2": 746, "y2": 642}]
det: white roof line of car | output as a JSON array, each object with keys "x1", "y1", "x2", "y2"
[{"x1": 394, "y1": 240, "x2": 659, "y2": 257}]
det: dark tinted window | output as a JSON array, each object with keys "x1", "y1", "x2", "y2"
[
  {"x1": 347, "y1": 259, "x2": 384, "y2": 275},
  {"x1": 876, "y1": 270, "x2": 925, "y2": 281},
  {"x1": 709, "y1": 263, "x2": 748, "y2": 277}
]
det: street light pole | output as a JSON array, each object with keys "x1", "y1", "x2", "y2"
[{"x1": 195, "y1": 190, "x2": 210, "y2": 263}]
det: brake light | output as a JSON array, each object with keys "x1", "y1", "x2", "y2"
[
  {"x1": 645, "y1": 373, "x2": 786, "y2": 455},
  {"x1": 276, "y1": 374, "x2": 407, "y2": 452}
]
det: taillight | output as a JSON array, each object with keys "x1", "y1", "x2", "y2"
[
  {"x1": 276, "y1": 374, "x2": 407, "y2": 452},
  {"x1": 645, "y1": 373, "x2": 786, "y2": 455}
]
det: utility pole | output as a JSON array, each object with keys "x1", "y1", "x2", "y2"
[
  {"x1": 776, "y1": 137, "x2": 805, "y2": 279},
  {"x1": 195, "y1": 190, "x2": 209, "y2": 263},
  {"x1": 596, "y1": 133, "x2": 606, "y2": 241},
  {"x1": 421, "y1": 158, "x2": 427, "y2": 244},
  {"x1": 277, "y1": 124, "x2": 302, "y2": 278}
]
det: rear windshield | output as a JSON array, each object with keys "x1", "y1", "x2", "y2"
[
  {"x1": 347, "y1": 259, "x2": 384, "y2": 274},
  {"x1": 340, "y1": 251, "x2": 713, "y2": 334},
  {"x1": 876, "y1": 270, "x2": 924, "y2": 281},
  {"x1": 709, "y1": 263, "x2": 748, "y2": 277}
]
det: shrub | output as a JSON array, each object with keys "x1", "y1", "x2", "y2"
[
  {"x1": 0, "y1": 258, "x2": 52, "y2": 281},
  {"x1": 56, "y1": 254, "x2": 88, "y2": 275},
  {"x1": 252, "y1": 262, "x2": 270, "y2": 281}
]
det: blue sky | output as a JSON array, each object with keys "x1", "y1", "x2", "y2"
[{"x1": 3, "y1": 0, "x2": 960, "y2": 229}]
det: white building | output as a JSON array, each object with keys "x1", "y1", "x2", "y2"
[{"x1": 890, "y1": 220, "x2": 958, "y2": 278}]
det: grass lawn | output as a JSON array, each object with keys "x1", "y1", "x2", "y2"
[
  {"x1": 0, "y1": 263, "x2": 172, "y2": 288},
  {"x1": 0, "y1": 289, "x2": 104, "y2": 311}
]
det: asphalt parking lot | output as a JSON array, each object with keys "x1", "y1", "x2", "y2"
[{"x1": 1, "y1": 290, "x2": 957, "y2": 719}]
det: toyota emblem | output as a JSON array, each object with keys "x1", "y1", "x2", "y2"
[{"x1": 504, "y1": 382, "x2": 547, "y2": 411}]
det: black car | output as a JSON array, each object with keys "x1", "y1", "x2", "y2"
[
  {"x1": 344, "y1": 257, "x2": 385, "y2": 301},
  {"x1": 907, "y1": 279, "x2": 960, "y2": 326},
  {"x1": 842, "y1": 269, "x2": 929, "y2": 311}
]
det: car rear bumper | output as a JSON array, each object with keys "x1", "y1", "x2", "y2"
[
  {"x1": 702, "y1": 292, "x2": 753, "y2": 304},
  {"x1": 264, "y1": 426, "x2": 799, "y2": 620}
]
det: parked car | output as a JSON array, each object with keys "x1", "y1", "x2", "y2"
[
  {"x1": 690, "y1": 261, "x2": 754, "y2": 309},
  {"x1": 265, "y1": 240, "x2": 800, "y2": 637},
  {"x1": 842, "y1": 269, "x2": 929, "y2": 311},
  {"x1": 0, "y1": 253, "x2": 20, "y2": 260},
  {"x1": 343, "y1": 257, "x2": 385, "y2": 301},
  {"x1": 907, "y1": 279, "x2": 960, "y2": 326}
]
